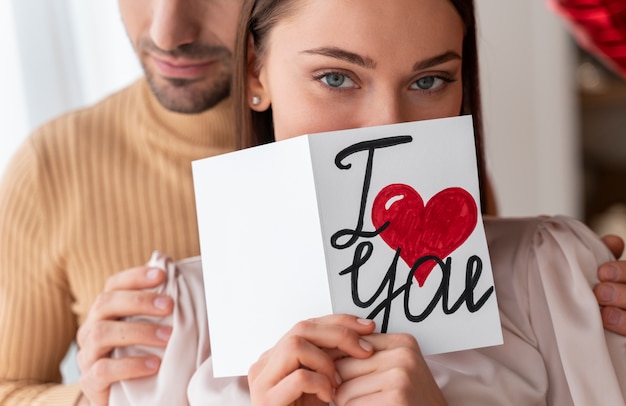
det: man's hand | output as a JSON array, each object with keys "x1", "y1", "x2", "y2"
[
  {"x1": 76, "y1": 265, "x2": 173, "y2": 406},
  {"x1": 595, "y1": 235, "x2": 626, "y2": 336}
]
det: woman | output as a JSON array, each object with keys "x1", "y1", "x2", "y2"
[
  {"x1": 235, "y1": 0, "x2": 476, "y2": 404},
  {"x1": 104, "y1": 0, "x2": 626, "y2": 404},
  {"x1": 232, "y1": 0, "x2": 626, "y2": 404}
]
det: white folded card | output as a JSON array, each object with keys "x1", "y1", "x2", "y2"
[{"x1": 193, "y1": 115, "x2": 502, "y2": 377}]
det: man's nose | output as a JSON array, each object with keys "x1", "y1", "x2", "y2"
[{"x1": 149, "y1": 0, "x2": 201, "y2": 51}]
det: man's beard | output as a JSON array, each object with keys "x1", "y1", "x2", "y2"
[
  {"x1": 144, "y1": 65, "x2": 232, "y2": 114},
  {"x1": 138, "y1": 38, "x2": 234, "y2": 114}
]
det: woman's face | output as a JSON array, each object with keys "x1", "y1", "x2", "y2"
[{"x1": 249, "y1": 0, "x2": 465, "y2": 141}]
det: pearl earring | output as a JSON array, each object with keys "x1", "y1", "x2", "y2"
[{"x1": 252, "y1": 96, "x2": 261, "y2": 106}]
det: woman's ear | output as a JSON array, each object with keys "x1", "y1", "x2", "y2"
[{"x1": 247, "y1": 36, "x2": 271, "y2": 112}]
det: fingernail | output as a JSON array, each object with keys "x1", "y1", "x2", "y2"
[
  {"x1": 359, "y1": 339, "x2": 373, "y2": 352},
  {"x1": 156, "y1": 327, "x2": 172, "y2": 341},
  {"x1": 599, "y1": 285, "x2": 616, "y2": 302},
  {"x1": 606, "y1": 308, "x2": 623, "y2": 326},
  {"x1": 153, "y1": 296, "x2": 170, "y2": 310},
  {"x1": 147, "y1": 268, "x2": 163, "y2": 280},
  {"x1": 335, "y1": 372, "x2": 342, "y2": 386},
  {"x1": 601, "y1": 265, "x2": 618, "y2": 281},
  {"x1": 357, "y1": 318, "x2": 374, "y2": 326},
  {"x1": 145, "y1": 357, "x2": 160, "y2": 370}
]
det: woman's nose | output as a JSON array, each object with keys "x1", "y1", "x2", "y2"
[{"x1": 362, "y1": 92, "x2": 411, "y2": 128}]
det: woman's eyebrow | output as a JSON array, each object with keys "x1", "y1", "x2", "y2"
[
  {"x1": 300, "y1": 47, "x2": 376, "y2": 69},
  {"x1": 413, "y1": 51, "x2": 462, "y2": 71}
]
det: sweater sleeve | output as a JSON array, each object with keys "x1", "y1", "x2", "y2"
[
  {"x1": 547, "y1": 0, "x2": 626, "y2": 76},
  {"x1": 0, "y1": 131, "x2": 81, "y2": 405}
]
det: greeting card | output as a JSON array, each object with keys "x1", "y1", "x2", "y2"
[{"x1": 192, "y1": 115, "x2": 502, "y2": 377}]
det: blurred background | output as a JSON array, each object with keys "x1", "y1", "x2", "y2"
[{"x1": 1, "y1": 0, "x2": 625, "y2": 383}]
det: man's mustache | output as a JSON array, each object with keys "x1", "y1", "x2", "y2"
[{"x1": 138, "y1": 38, "x2": 232, "y2": 60}]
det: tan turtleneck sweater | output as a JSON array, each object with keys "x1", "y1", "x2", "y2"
[{"x1": 0, "y1": 78, "x2": 236, "y2": 405}]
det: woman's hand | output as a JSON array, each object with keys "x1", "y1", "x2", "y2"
[
  {"x1": 248, "y1": 314, "x2": 376, "y2": 406},
  {"x1": 334, "y1": 333, "x2": 447, "y2": 406},
  {"x1": 76, "y1": 265, "x2": 173, "y2": 406}
]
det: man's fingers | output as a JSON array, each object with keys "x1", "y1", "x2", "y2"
[
  {"x1": 84, "y1": 290, "x2": 173, "y2": 324},
  {"x1": 79, "y1": 356, "x2": 161, "y2": 405},
  {"x1": 77, "y1": 320, "x2": 171, "y2": 367},
  {"x1": 77, "y1": 256, "x2": 173, "y2": 405},
  {"x1": 601, "y1": 234, "x2": 625, "y2": 259},
  {"x1": 104, "y1": 265, "x2": 167, "y2": 292},
  {"x1": 600, "y1": 306, "x2": 626, "y2": 336},
  {"x1": 594, "y1": 281, "x2": 626, "y2": 306},
  {"x1": 598, "y1": 260, "x2": 626, "y2": 283},
  {"x1": 82, "y1": 356, "x2": 161, "y2": 390}
]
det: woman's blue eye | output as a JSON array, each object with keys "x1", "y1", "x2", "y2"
[
  {"x1": 412, "y1": 76, "x2": 445, "y2": 90},
  {"x1": 319, "y1": 72, "x2": 354, "y2": 88},
  {"x1": 417, "y1": 77, "x2": 435, "y2": 89}
]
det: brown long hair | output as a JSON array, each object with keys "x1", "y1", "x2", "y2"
[{"x1": 232, "y1": 0, "x2": 489, "y2": 213}]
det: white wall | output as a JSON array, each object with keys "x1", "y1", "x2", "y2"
[
  {"x1": 0, "y1": 1, "x2": 140, "y2": 177},
  {"x1": 0, "y1": 0, "x2": 29, "y2": 176},
  {"x1": 64, "y1": 1, "x2": 142, "y2": 106},
  {"x1": 476, "y1": 0, "x2": 580, "y2": 218}
]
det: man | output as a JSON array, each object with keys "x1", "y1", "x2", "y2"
[{"x1": 0, "y1": 1, "x2": 242, "y2": 404}]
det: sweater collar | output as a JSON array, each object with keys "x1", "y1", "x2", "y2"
[{"x1": 139, "y1": 77, "x2": 237, "y2": 154}]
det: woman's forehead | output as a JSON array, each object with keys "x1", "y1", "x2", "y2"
[{"x1": 267, "y1": 0, "x2": 464, "y2": 60}]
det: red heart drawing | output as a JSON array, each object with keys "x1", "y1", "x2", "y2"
[{"x1": 371, "y1": 184, "x2": 478, "y2": 287}]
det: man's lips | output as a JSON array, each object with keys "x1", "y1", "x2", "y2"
[{"x1": 151, "y1": 56, "x2": 216, "y2": 79}]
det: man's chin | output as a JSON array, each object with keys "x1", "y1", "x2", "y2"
[{"x1": 147, "y1": 76, "x2": 231, "y2": 114}]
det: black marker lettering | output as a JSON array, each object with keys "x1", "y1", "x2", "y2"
[
  {"x1": 330, "y1": 136, "x2": 495, "y2": 330},
  {"x1": 331, "y1": 136, "x2": 412, "y2": 249}
]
